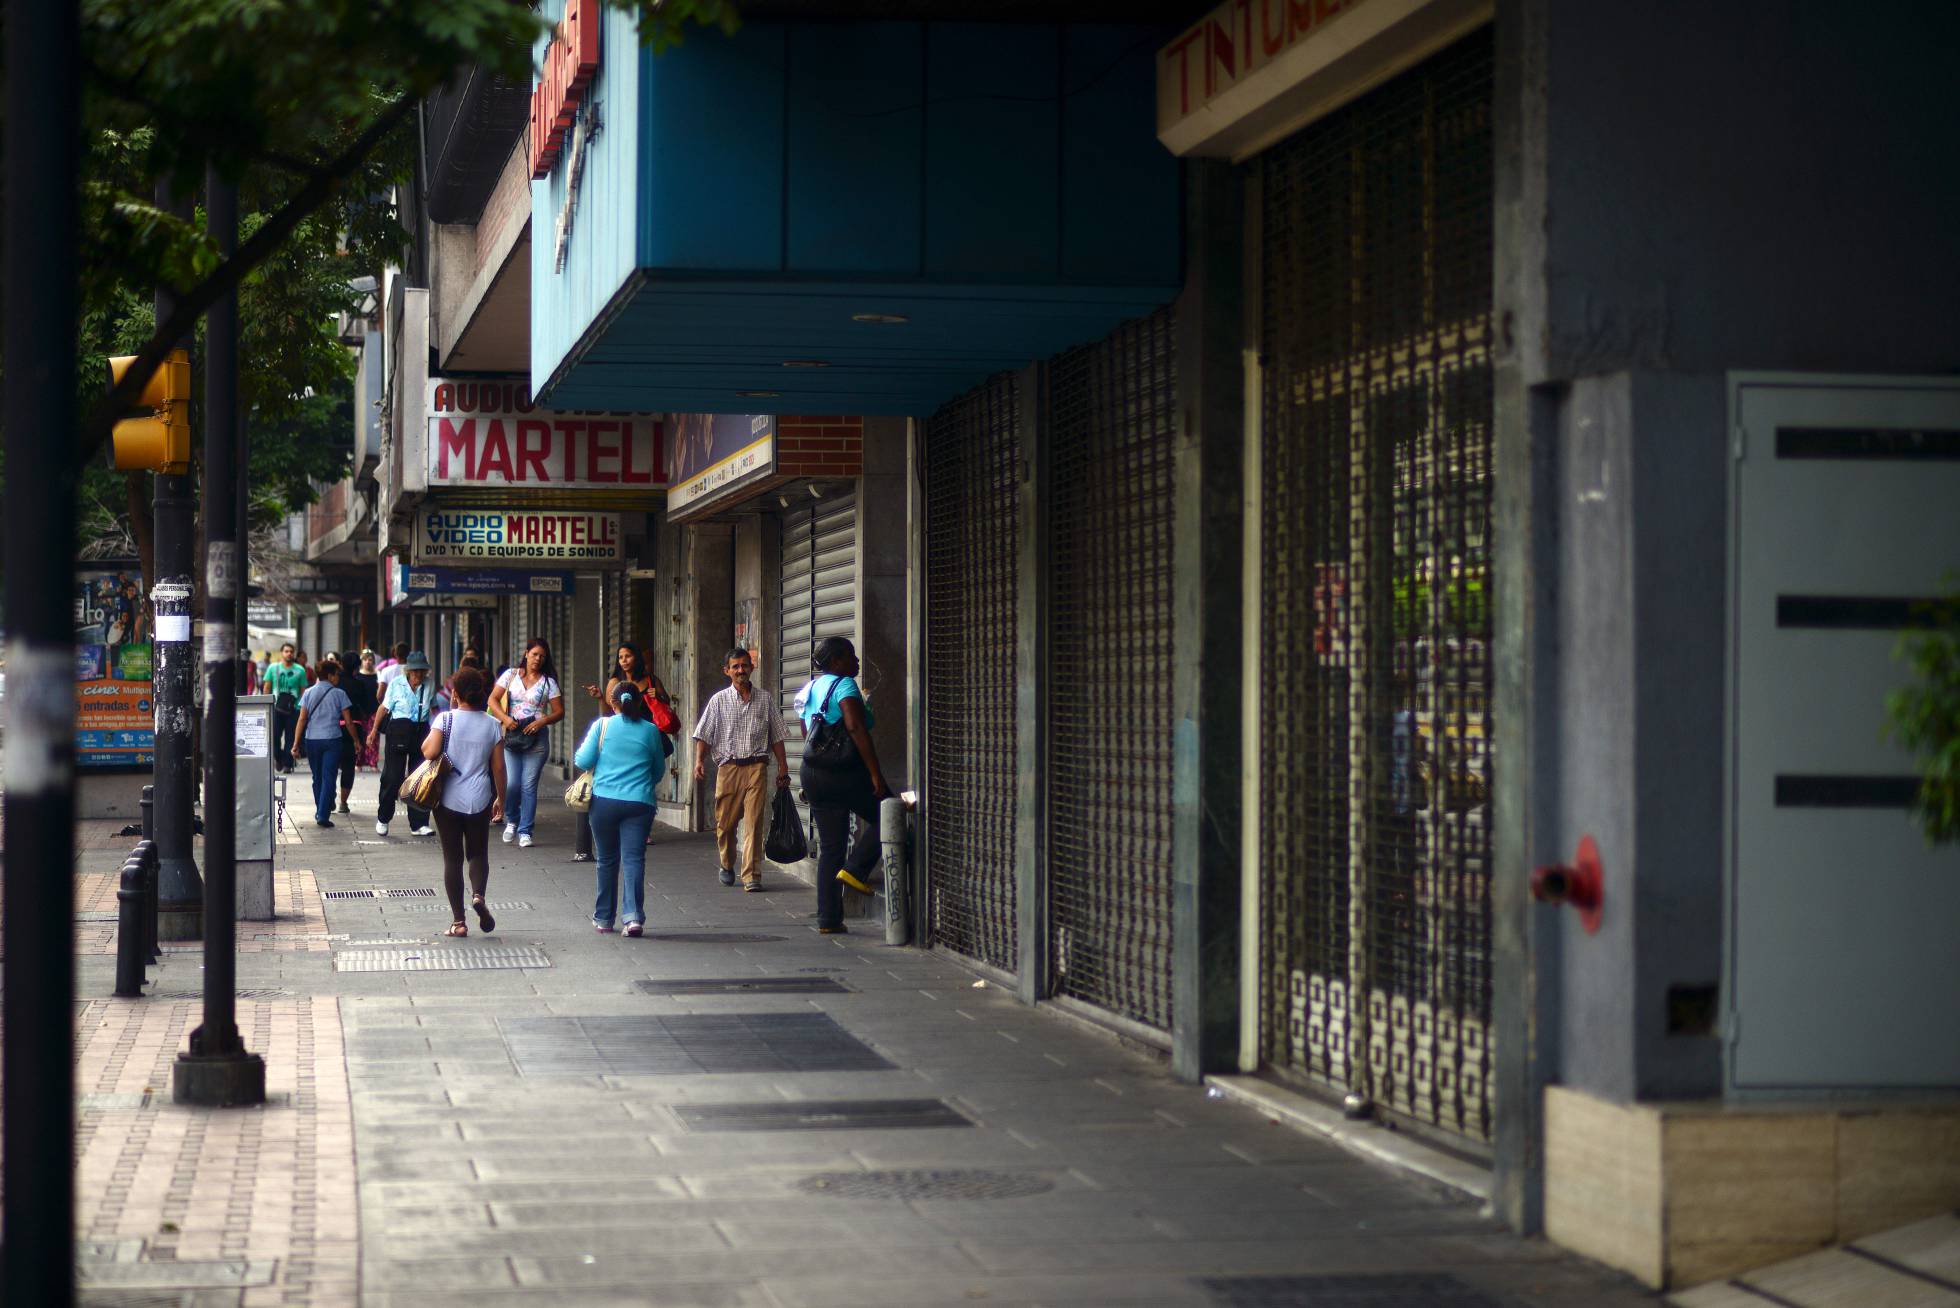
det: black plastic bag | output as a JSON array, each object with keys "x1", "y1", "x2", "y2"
[{"x1": 764, "y1": 786, "x2": 808, "y2": 863}]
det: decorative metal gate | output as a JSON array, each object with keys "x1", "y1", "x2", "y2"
[
  {"x1": 1046, "y1": 308, "x2": 1178, "y2": 1033},
  {"x1": 923, "y1": 376, "x2": 1023, "y2": 975},
  {"x1": 1257, "y1": 31, "x2": 1496, "y2": 1141},
  {"x1": 777, "y1": 490, "x2": 860, "y2": 833}
]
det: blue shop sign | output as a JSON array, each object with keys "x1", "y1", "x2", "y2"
[{"x1": 402, "y1": 568, "x2": 576, "y2": 596}]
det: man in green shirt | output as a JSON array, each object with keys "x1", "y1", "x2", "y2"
[{"x1": 265, "y1": 642, "x2": 310, "y2": 773}]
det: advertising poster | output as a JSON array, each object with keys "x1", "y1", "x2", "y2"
[
  {"x1": 75, "y1": 567, "x2": 155, "y2": 767},
  {"x1": 412, "y1": 508, "x2": 622, "y2": 565},
  {"x1": 667, "y1": 414, "x2": 776, "y2": 520}
]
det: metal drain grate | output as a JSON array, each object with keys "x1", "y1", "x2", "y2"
[
  {"x1": 1202, "y1": 1274, "x2": 1508, "y2": 1306},
  {"x1": 635, "y1": 977, "x2": 852, "y2": 995},
  {"x1": 146, "y1": 988, "x2": 292, "y2": 1000},
  {"x1": 78, "y1": 1293, "x2": 193, "y2": 1308},
  {"x1": 335, "y1": 946, "x2": 551, "y2": 972},
  {"x1": 795, "y1": 1169, "x2": 1055, "y2": 1201},
  {"x1": 386, "y1": 900, "x2": 532, "y2": 914},
  {"x1": 74, "y1": 911, "x2": 121, "y2": 923},
  {"x1": 499, "y1": 1013, "x2": 890, "y2": 1077},
  {"x1": 78, "y1": 1093, "x2": 156, "y2": 1112},
  {"x1": 675, "y1": 1099, "x2": 969, "y2": 1132},
  {"x1": 322, "y1": 888, "x2": 438, "y2": 899},
  {"x1": 649, "y1": 932, "x2": 785, "y2": 944}
]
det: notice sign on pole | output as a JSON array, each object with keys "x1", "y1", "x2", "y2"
[
  {"x1": 414, "y1": 507, "x2": 623, "y2": 565},
  {"x1": 424, "y1": 378, "x2": 664, "y2": 490}
]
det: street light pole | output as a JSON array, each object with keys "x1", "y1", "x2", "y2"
[
  {"x1": 175, "y1": 168, "x2": 266, "y2": 1105},
  {"x1": 3, "y1": 0, "x2": 81, "y2": 1300},
  {"x1": 153, "y1": 180, "x2": 205, "y2": 941}
]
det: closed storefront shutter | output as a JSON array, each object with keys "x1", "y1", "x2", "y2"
[
  {"x1": 1258, "y1": 30, "x2": 1496, "y2": 1142},
  {"x1": 923, "y1": 376, "x2": 1022, "y2": 976},
  {"x1": 776, "y1": 489, "x2": 859, "y2": 825},
  {"x1": 1046, "y1": 308, "x2": 1178, "y2": 1034}
]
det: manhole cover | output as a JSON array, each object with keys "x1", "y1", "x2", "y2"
[
  {"x1": 386, "y1": 900, "x2": 531, "y2": 914},
  {"x1": 335, "y1": 946, "x2": 551, "y2": 971},
  {"x1": 635, "y1": 976, "x2": 852, "y2": 995},
  {"x1": 498, "y1": 1012, "x2": 890, "y2": 1077},
  {"x1": 675, "y1": 1099, "x2": 969, "y2": 1132},
  {"x1": 649, "y1": 932, "x2": 785, "y2": 944},
  {"x1": 322, "y1": 888, "x2": 438, "y2": 899},
  {"x1": 146, "y1": 988, "x2": 291, "y2": 1000},
  {"x1": 794, "y1": 1169, "x2": 1055, "y2": 1201},
  {"x1": 1201, "y1": 1274, "x2": 1507, "y2": 1307}
]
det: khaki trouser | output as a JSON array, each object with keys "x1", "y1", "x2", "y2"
[{"x1": 713, "y1": 761, "x2": 769, "y2": 884}]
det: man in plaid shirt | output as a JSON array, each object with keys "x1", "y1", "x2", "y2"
[{"x1": 691, "y1": 648, "x2": 789, "y2": 890}]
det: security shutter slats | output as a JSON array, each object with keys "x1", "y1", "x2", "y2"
[
  {"x1": 1258, "y1": 30, "x2": 1496, "y2": 1143},
  {"x1": 923, "y1": 375, "x2": 1022, "y2": 976},
  {"x1": 1047, "y1": 306, "x2": 1179, "y2": 1034},
  {"x1": 776, "y1": 491, "x2": 858, "y2": 817}
]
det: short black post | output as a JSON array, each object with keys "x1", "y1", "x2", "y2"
[
  {"x1": 114, "y1": 857, "x2": 148, "y2": 998},
  {"x1": 140, "y1": 783, "x2": 155, "y2": 840},
  {"x1": 140, "y1": 839, "x2": 160, "y2": 964}
]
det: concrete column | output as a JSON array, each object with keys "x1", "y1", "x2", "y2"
[
  {"x1": 857, "y1": 415, "x2": 909, "y2": 791},
  {"x1": 1170, "y1": 158, "x2": 1245, "y2": 1081},
  {"x1": 687, "y1": 523, "x2": 735, "y2": 831},
  {"x1": 569, "y1": 573, "x2": 603, "y2": 775}
]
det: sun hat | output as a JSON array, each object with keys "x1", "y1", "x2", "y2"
[{"x1": 404, "y1": 650, "x2": 432, "y2": 671}]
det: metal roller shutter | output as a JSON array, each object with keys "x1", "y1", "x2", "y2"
[
  {"x1": 1258, "y1": 30, "x2": 1496, "y2": 1142},
  {"x1": 777, "y1": 489, "x2": 859, "y2": 826},
  {"x1": 923, "y1": 376, "x2": 1022, "y2": 975},
  {"x1": 1046, "y1": 308, "x2": 1178, "y2": 1033}
]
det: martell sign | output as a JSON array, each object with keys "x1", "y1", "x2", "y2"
[
  {"x1": 531, "y1": 0, "x2": 601, "y2": 179},
  {"x1": 424, "y1": 379, "x2": 664, "y2": 489},
  {"x1": 414, "y1": 508, "x2": 623, "y2": 566}
]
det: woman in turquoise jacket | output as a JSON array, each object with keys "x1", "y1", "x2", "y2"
[{"x1": 574, "y1": 683, "x2": 671, "y2": 935}]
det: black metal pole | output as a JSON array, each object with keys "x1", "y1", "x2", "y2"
[
  {"x1": 176, "y1": 168, "x2": 266, "y2": 1106},
  {"x1": 236, "y1": 401, "x2": 251, "y2": 693},
  {"x1": 3, "y1": 0, "x2": 80, "y2": 1300},
  {"x1": 153, "y1": 180, "x2": 204, "y2": 941}
]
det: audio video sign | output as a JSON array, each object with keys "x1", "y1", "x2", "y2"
[
  {"x1": 424, "y1": 378, "x2": 663, "y2": 490},
  {"x1": 415, "y1": 508, "x2": 623, "y2": 565}
]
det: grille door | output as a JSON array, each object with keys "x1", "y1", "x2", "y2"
[
  {"x1": 777, "y1": 490, "x2": 859, "y2": 824},
  {"x1": 923, "y1": 376, "x2": 1023, "y2": 975},
  {"x1": 1046, "y1": 308, "x2": 1179, "y2": 1033},
  {"x1": 1258, "y1": 31, "x2": 1496, "y2": 1141}
]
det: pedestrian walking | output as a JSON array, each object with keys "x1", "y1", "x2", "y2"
[
  {"x1": 489, "y1": 638, "x2": 564, "y2": 849},
  {"x1": 292, "y1": 658, "x2": 359, "y2": 828},
  {"x1": 336, "y1": 648, "x2": 379, "y2": 811},
  {"x1": 421, "y1": 666, "x2": 507, "y2": 938},
  {"x1": 265, "y1": 642, "x2": 309, "y2": 773},
  {"x1": 692, "y1": 647, "x2": 789, "y2": 891},
  {"x1": 369, "y1": 651, "x2": 445, "y2": 837},
  {"x1": 583, "y1": 642, "x2": 675, "y2": 720},
  {"x1": 376, "y1": 642, "x2": 408, "y2": 689},
  {"x1": 575, "y1": 683, "x2": 671, "y2": 935},
  {"x1": 798, "y1": 636, "x2": 890, "y2": 934}
]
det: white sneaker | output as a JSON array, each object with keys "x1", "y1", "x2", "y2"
[
  {"x1": 502, "y1": 824, "x2": 517, "y2": 844},
  {"x1": 411, "y1": 825, "x2": 435, "y2": 837},
  {"x1": 374, "y1": 820, "x2": 388, "y2": 836},
  {"x1": 518, "y1": 833, "x2": 534, "y2": 848}
]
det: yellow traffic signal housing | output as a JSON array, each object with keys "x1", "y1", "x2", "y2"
[{"x1": 108, "y1": 349, "x2": 192, "y2": 473}]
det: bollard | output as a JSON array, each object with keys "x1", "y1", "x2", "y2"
[
  {"x1": 880, "y1": 797, "x2": 909, "y2": 946},
  {"x1": 114, "y1": 855, "x2": 148, "y2": 997},
  {"x1": 138, "y1": 838, "x2": 160, "y2": 963},
  {"x1": 140, "y1": 783, "x2": 155, "y2": 840}
]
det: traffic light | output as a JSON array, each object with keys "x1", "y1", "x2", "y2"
[{"x1": 107, "y1": 349, "x2": 192, "y2": 473}]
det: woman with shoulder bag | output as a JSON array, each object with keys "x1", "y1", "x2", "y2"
[
  {"x1": 421, "y1": 666, "x2": 507, "y2": 938},
  {"x1": 573, "y1": 683, "x2": 671, "y2": 935},
  {"x1": 293, "y1": 658, "x2": 360, "y2": 829},
  {"x1": 488, "y1": 637, "x2": 564, "y2": 849},
  {"x1": 367, "y1": 651, "x2": 445, "y2": 837},
  {"x1": 798, "y1": 636, "x2": 890, "y2": 935}
]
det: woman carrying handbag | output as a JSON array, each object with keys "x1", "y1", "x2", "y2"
[
  {"x1": 572, "y1": 683, "x2": 671, "y2": 935},
  {"x1": 797, "y1": 636, "x2": 890, "y2": 935},
  {"x1": 489, "y1": 637, "x2": 565, "y2": 849},
  {"x1": 419, "y1": 666, "x2": 507, "y2": 938}
]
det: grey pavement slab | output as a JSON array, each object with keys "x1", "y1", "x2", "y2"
[{"x1": 114, "y1": 773, "x2": 1654, "y2": 1305}]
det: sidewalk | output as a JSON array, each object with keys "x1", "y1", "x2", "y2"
[{"x1": 43, "y1": 769, "x2": 1659, "y2": 1307}]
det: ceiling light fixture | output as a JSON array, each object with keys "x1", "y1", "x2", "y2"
[
  {"x1": 780, "y1": 359, "x2": 830, "y2": 369},
  {"x1": 851, "y1": 312, "x2": 909, "y2": 324},
  {"x1": 736, "y1": 389, "x2": 780, "y2": 398}
]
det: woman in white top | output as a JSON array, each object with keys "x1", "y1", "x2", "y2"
[
  {"x1": 488, "y1": 637, "x2": 565, "y2": 848},
  {"x1": 422, "y1": 665, "x2": 508, "y2": 937}
]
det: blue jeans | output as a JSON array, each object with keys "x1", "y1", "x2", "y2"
[
  {"x1": 590, "y1": 796, "x2": 656, "y2": 927},
  {"x1": 505, "y1": 737, "x2": 547, "y2": 836},
  {"x1": 304, "y1": 736, "x2": 343, "y2": 823}
]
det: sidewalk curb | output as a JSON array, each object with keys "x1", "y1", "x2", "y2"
[{"x1": 1204, "y1": 1073, "x2": 1493, "y2": 1205}]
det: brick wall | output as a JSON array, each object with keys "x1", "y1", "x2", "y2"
[{"x1": 774, "y1": 415, "x2": 864, "y2": 479}]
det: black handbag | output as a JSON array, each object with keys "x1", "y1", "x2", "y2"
[
  {"x1": 764, "y1": 786, "x2": 809, "y2": 863},
  {"x1": 802, "y1": 676, "x2": 859, "y2": 772}
]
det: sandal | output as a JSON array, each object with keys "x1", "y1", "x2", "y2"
[
  {"x1": 472, "y1": 895, "x2": 496, "y2": 934},
  {"x1": 444, "y1": 921, "x2": 468, "y2": 937}
]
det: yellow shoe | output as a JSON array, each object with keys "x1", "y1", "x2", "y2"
[{"x1": 836, "y1": 868, "x2": 881, "y2": 895}]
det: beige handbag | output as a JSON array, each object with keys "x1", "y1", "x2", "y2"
[
  {"x1": 564, "y1": 718, "x2": 608, "y2": 812},
  {"x1": 397, "y1": 712, "x2": 452, "y2": 809}
]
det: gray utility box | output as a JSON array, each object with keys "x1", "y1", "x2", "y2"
[{"x1": 235, "y1": 694, "x2": 278, "y2": 920}]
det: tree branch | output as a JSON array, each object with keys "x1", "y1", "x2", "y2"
[{"x1": 76, "y1": 90, "x2": 419, "y2": 471}]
